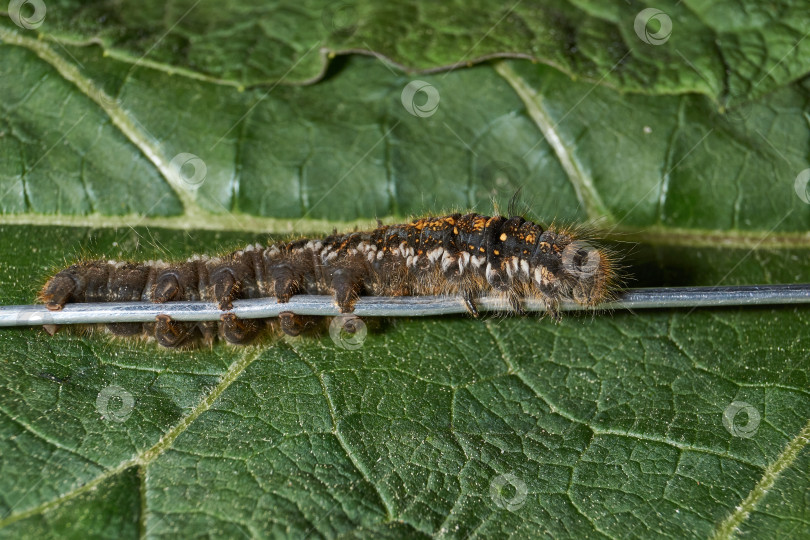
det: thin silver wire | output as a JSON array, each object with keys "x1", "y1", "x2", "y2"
[{"x1": 1, "y1": 284, "x2": 809, "y2": 326}]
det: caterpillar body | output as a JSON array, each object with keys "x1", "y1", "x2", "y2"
[{"x1": 38, "y1": 212, "x2": 617, "y2": 348}]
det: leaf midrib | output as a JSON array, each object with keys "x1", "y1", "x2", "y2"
[{"x1": 4, "y1": 215, "x2": 810, "y2": 251}]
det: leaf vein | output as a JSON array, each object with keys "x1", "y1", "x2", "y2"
[
  {"x1": 710, "y1": 417, "x2": 810, "y2": 539},
  {"x1": 0, "y1": 27, "x2": 201, "y2": 216},
  {"x1": 288, "y1": 343, "x2": 396, "y2": 522},
  {"x1": 493, "y1": 60, "x2": 612, "y2": 221},
  {"x1": 0, "y1": 346, "x2": 262, "y2": 529}
]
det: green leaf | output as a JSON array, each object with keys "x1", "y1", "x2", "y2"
[
  {"x1": 1, "y1": 1, "x2": 810, "y2": 538},
  {"x1": 8, "y1": 0, "x2": 810, "y2": 103},
  {"x1": 1, "y1": 226, "x2": 809, "y2": 538},
  {"x1": 1, "y1": 25, "x2": 809, "y2": 232}
]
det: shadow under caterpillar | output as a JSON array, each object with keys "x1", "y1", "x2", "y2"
[{"x1": 38, "y1": 212, "x2": 619, "y2": 348}]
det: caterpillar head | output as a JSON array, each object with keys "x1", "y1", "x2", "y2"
[{"x1": 531, "y1": 229, "x2": 613, "y2": 307}]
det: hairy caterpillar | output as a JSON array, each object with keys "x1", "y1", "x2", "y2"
[{"x1": 38, "y1": 212, "x2": 618, "y2": 348}]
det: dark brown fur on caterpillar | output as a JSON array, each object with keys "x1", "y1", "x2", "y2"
[{"x1": 38, "y1": 213, "x2": 616, "y2": 347}]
